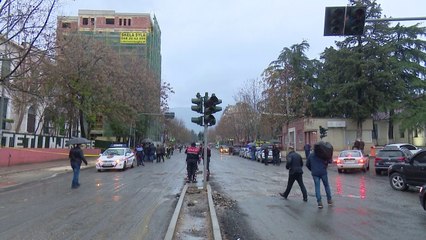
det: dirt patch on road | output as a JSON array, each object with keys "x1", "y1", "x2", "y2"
[
  {"x1": 174, "y1": 186, "x2": 213, "y2": 240},
  {"x1": 210, "y1": 182, "x2": 261, "y2": 240}
]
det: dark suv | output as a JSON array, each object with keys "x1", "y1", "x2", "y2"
[
  {"x1": 374, "y1": 147, "x2": 413, "y2": 175},
  {"x1": 388, "y1": 150, "x2": 426, "y2": 191}
]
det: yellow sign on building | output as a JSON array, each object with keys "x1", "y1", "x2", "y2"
[{"x1": 120, "y1": 32, "x2": 147, "y2": 44}]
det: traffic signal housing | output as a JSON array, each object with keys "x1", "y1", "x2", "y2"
[
  {"x1": 191, "y1": 116, "x2": 204, "y2": 126},
  {"x1": 324, "y1": 6, "x2": 366, "y2": 36},
  {"x1": 191, "y1": 93, "x2": 203, "y2": 114},
  {"x1": 203, "y1": 94, "x2": 222, "y2": 126},
  {"x1": 324, "y1": 6, "x2": 345, "y2": 36},
  {"x1": 344, "y1": 6, "x2": 366, "y2": 35}
]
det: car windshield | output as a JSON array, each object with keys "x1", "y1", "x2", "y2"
[
  {"x1": 377, "y1": 150, "x2": 404, "y2": 157},
  {"x1": 103, "y1": 148, "x2": 125, "y2": 156},
  {"x1": 340, "y1": 151, "x2": 361, "y2": 157}
]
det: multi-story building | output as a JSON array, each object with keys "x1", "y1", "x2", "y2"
[
  {"x1": 57, "y1": 10, "x2": 162, "y2": 139},
  {"x1": 57, "y1": 10, "x2": 161, "y2": 79}
]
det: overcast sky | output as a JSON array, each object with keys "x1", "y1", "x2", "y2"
[{"x1": 58, "y1": 0, "x2": 426, "y2": 130}]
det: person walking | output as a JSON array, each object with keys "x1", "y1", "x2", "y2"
[
  {"x1": 185, "y1": 142, "x2": 200, "y2": 183},
  {"x1": 306, "y1": 142, "x2": 333, "y2": 209},
  {"x1": 279, "y1": 146, "x2": 308, "y2": 201},
  {"x1": 69, "y1": 144, "x2": 88, "y2": 189}
]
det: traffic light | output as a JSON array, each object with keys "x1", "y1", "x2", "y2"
[
  {"x1": 203, "y1": 93, "x2": 222, "y2": 126},
  {"x1": 324, "y1": 6, "x2": 345, "y2": 36},
  {"x1": 191, "y1": 93, "x2": 203, "y2": 114},
  {"x1": 191, "y1": 116, "x2": 204, "y2": 126},
  {"x1": 164, "y1": 112, "x2": 175, "y2": 119},
  {"x1": 319, "y1": 126, "x2": 328, "y2": 139},
  {"x1": 344, "y1": 6, "x2": 366, "y2": 35}
]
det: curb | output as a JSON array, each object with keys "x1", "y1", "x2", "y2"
[
  {"x1": 207, "y1": 183, "x2": 222, "y2": 240},
  {"x1": 164, "y1": 184, "x2": 188, "y2": 240},
  {"x1": 163, "y1": 183, "x2": 222, "y2": 240}
]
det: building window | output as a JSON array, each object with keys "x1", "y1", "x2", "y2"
[
  {"x1": 91, "y1": 18, "x2": 95, "y2": 25},
  {"x1": 119, "y1": 19, "x2": 122, "y2": 26},
  {"x1": 0, "y1": 97, "x2": 8, "y2": 130},
  {"x1": 106, "y1": 18, "x2": 115, "y2": 25},
  {"x1": 128, "y1": 19, "x2": 131, "y2": 26},
  {"x1": 82, "y1": 18, "x2": 89, "y2": 25},
  {"x1": 124, "y1": 19, "x2": 127, "y2": 26},
  {"x1": 27, "y1": 106, "x2": 36, "y2": 133},
  {"x1": 62, "y1": 22, "x2": 71, "y2": 28}
]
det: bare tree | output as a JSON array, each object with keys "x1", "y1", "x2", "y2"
[
  {"x1": 233, "y1": 78, "x2": 264, "y2": 141},
  {"x1": 0, "y1": 0, "x2": 58, "y2": 83}
]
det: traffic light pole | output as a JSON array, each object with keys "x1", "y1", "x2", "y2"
[{"x1": 203, "y1": 123, "x2": 208, "y2": 189}]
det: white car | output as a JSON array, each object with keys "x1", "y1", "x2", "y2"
[
  {"x1": 96, "y1": 145, "x2": 135, "y2": 172},
  {"x1": 336, "y1": 150, "x2": 369, "y2": 173}
]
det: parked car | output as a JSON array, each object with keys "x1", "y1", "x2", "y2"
[
  {"x1": 96, "y1": 143, "x2": 135, "y2": 172},
  {"x1": 239, "y1": 147, "x2": 248, "y2": 157},
  {"x1": 384, "y1": 143, "x2": 422, "y2": 155},
  {"x1": 388, "y1": 150, "x2": 426, "y2": 191},
  {"x1": 420, "y1": 184, "x2": 426, "y2": 211},
  {"x1": 256, "y1": 146, "x2": 281, "y2": 163},
  {"x1": 231, "y1": 145, "x2": 242, "y2": 155},
  {"x1": 374, "y1": 147, "x2": 413, "y2": 175},
  {"x1": 336, "y1": 150, "x2": 369, "y2": 173}
]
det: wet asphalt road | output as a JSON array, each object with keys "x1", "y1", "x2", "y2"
[
  {"x1": 0, "y1": 153, "x2": 187, "y2": 240},
  {"x1": 1, "y1": 149, "x2": 425, "y2": 240},
  {"x1": 210, "y1": 151, "x2": 426, "y2": 240}
]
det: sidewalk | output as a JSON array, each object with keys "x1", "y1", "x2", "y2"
[
  {"x1": 0, "y1": 156, "x2": 98, "y2": 191},
  {"x1": 0, "y1": 147, "x2": 100, "y2": 167}
]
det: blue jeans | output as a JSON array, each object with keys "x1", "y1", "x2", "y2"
[
  {"x1": 71, "y1": 161, "x2": 81, "y2": 188},
  {"x1": 313, "y1": 174, "x2": 332, "y2": 203}
]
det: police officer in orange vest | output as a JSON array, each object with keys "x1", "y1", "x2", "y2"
[{"x1": 185, "y1": 142, "x2": 200, "y2": 183}]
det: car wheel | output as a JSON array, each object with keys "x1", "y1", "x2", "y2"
[
  {"x1": 338, "y1": 169, "x2": 343, "y2": 173},
  {"x1": 97, "y1": 169, "x2": 101, "y2": 172},
  {"x1": 362, "y1": 167, "x2": 366, "y2": 173},
  {"x1": 389, "y1": 172, "x2": 409, "y2": 191},
  {"x1": 375, "y1": 169, "x2": 382, "y2": 175},
  {"x1": 131, "y1": 160, "x2": 134, "y2": 168},
  {"x1": 122, "y1": 162, "x2": 127, "y2": 171}
]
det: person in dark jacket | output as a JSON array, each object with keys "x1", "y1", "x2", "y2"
[
  {"x1": 304, "y1": 143, "x2": 311, "y2": 159},
  {"x1": 69, "y1": 144, "x2": 88, "y2": 189},
  {"x1": 306, "y1": 149, "x2": 333, "y2": 209},
  {"x1": 279, "y1": 146, "x2": 308, "y2": 201},
  {"x1": 185, "y1": 142, "x2": 200, "y2": 183},
  {"x1": 272, "y1": 145, "x2": 281, "y2": 166},
  {"x1": 263, "y1": 147, "x2": 269, "y2": 165}
]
